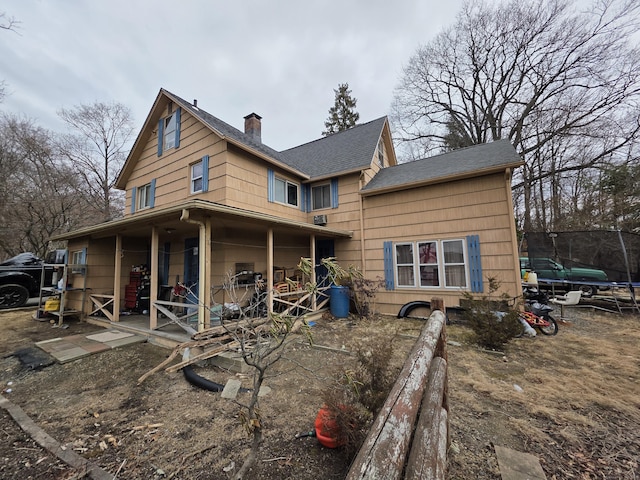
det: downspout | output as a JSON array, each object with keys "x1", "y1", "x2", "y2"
[
  {"x1": 180, "y1": 209, "x2": 207, "y2": 332},
  {"x1": 359, "y1": 172, "x2": 366, "y2": 274}
]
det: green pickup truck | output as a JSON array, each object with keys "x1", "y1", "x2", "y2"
[{"x1": 520, "y1": 257, "x2": 609, "y2": 297}]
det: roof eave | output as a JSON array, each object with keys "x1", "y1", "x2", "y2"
[
  {"x1": 115, "y1": 89, "x2": 168, "y2": 189},
  {"x1": 51, "y1": 200, "x2": 352, "y2": 241},
  {"x1": 360, "y1": 162, "x2": 523, "y2": 197},
  {"x1": 116, "y1": 90, "x2": 309, "y2": 188}
]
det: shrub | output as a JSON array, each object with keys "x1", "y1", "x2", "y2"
[
  {"x1": 350, "y1": 277, "x2": 385, "y2": 319},
  {"x1": 462, "y1": 277, "x2": 521, "y2": 350},
  {"x1": 321, "y1": 329, "x2": 398, "y2": 454}
]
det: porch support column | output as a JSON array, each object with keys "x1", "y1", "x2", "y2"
[
  {"x1": 196, "y1": 219, "x2": 207, "y2": 332},
  {"x1": 267, "y1": 228, "x2": 274, "y2": 314},
  {"x1": 201, "y1": 217, "x2": 212, "y2": 331},
  {"x1": 113, "y1": 234, "x2": 122, "y2": 322},
  {"x1": 150, "y1": 226, "x2": 159, "y2": 330},
  {"x1": 179, "y1": 209, "x2": 208, "y2": 332},
  {"x1": 310, "y1": 234, "x2": 317, "y2": 310}
]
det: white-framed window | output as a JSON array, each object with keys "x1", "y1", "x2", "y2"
[
  {"x1": 191, "y1": 161, "x2": 203, "y2": 193},
  {"x1": 137, "y1": 183, "x2": 152, "y2": 210},
  {"x1": 71, "y1": 250, "x2": 84, "y2": 265},
  {"x1": 312, "y1": 183, "x2": 331, "y2": 210},
  {"x1": 394, "y1": 239, "x2": 468, "y2": 288},
  {"x1": 395, "y1": 243, "x2": 415, "y2": 287},
  {"x1": 71, "y1": 248, "x2": 86, "y2": 274},
  {"x1": 418, "y1": 241, "x2": 439, "y2": 287},
  {"x1": 377, "y1": 138, "x2": 385, "y2": 167},
  {"x1": 274, "y1": 176, "x2": 298, "y2": 207},
  {"x1": 163, "y1": 112, "x2": 177, "y2": 151},
  {"x1": 442, "y1": 239, "x2": 467, "y2": 287}
]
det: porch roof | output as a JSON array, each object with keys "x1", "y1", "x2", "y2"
[{"x1": 51, "y1": 199, "x2": 353, "y2": 241}]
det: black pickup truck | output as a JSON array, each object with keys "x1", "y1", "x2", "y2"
[{"x1": 0, "y1": 250, "x2": 67, "y2": 309}]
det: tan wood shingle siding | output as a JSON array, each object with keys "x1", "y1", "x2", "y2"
[
  {"x1": 360, "y1": 172, "x2": 520, "y2": 315},
  {"x1": 124, "y1": 110, "x2": 227, "y2": 212}
]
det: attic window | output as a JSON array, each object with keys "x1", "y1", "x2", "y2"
[
  {"x1": 157, "y1": 107, "x2": 181, "y2": 156},
  {"x1": 377, "y1": 139, "x2": 386, "y2": 167},
  {"x1": 163, "y1": 113, "x2": 177, "y2": 151}
]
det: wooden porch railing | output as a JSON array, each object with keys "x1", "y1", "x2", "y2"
[{"x1": 345, "y1": 299, "x2": 449, "y2": 480}]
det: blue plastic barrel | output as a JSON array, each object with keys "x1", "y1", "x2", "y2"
[{"x1": 329, "y1": 285, "x2": 350, "y2": 318}]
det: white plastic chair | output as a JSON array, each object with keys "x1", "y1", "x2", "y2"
[{"x1": 549, "y1": 290, "x2": 582, "y2": 320}]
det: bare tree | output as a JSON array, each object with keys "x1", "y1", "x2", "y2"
[
  {"x1": 392, "y1": 0, "x2": 640, "y2": 231},
  {"x1": 0, "y1": 11, "x2": 20, "y2": 103},
  {"x1": 0, "y1": 12, "x2": 18, "y2": 31},
  {"x1": 58, "y1": 102, "x2": 134, "y2": 221},
  {"x1": 0, "y1": 115, "x2": 89, "y2": 258}
]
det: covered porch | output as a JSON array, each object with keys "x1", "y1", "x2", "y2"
[{"x1": 58, "y1": 200, "x2": 352, "y2": 345}]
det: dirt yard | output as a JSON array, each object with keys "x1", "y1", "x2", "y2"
[{"x1": 1, "y1": 306, "x2": 639, "y2": 479}]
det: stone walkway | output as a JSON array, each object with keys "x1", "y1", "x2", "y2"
[
  {"x1": 495, "y1": 445, "x2": 547, "y2": 480},
  {"x1": 35, "y1": 329, "x2": 147, "y2": 363}
]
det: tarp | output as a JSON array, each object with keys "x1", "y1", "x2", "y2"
[{"x1": 524, "y1": 231, "x2": 640, "y2": 284}]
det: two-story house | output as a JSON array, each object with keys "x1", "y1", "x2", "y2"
[{"x1": 54, "y1": 88, "x2": 523, "y2": 343}]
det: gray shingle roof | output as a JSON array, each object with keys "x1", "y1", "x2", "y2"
[
  {"x1": 362, "y1": 140, "x2": 523, "y2": 193},
  {"x1": 278, "y1": 117, "x2": 387, "y2": 179},
  {"x1": 167, "y1": 90, "x2": 386, "y2": 180},
  {"x1": 165, "y1": 90, "x2": 521, "y2": 192},
  {"x1": 167, "y1": 90, "x2": 284, "y2": 162}
]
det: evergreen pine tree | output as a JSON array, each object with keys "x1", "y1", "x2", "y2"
[{"x1": 322, "y1": 83, "x2": 360, "y2": 136}]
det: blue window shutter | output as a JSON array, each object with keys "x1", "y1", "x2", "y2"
[
  {"x1": 467, "y1": 235, "x2": 483, "y2": 293},
  {"x1": 267, "y1": 169, "x2": 274, "y2": 202},
  {"x1": 174, "y1": 107, "x2": 181, "y2": 149},
  {"x1": 383, "y1": 241, "x2": 395, "y2": 290},
  {"x1": 300, "y1": 184, "x2": 308, "y2": 212},
  {"x1": 331, "y1": 178, "x2": 339, "y2": 208},
  {"x1": 131, "y1": 187, "x2": 137, "y2": 214},
  {"x1": 149, "y1": 179, "x2": 156, "y2": 208},
  {"x1": 157, "y1": 119, "x2": 164, "y2": 157},
  {"x1": 202, "y1": 155, "x2": 209, "y2": 192}
]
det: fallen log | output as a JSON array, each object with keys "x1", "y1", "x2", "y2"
[
  {"x1": 345, "y1": 309, "x2": 446, "y2": 480},
  {"x1": 405, "y1": 356, "x2": 448, "y2": 480}
]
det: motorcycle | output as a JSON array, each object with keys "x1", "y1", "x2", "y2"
[{"x1": 520, "y1": 287, "x2": 558, "y2": 336}]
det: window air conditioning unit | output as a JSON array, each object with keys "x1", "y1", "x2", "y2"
[{"x1": 313, "y1": 214, "x2": 328, "y2": 226}]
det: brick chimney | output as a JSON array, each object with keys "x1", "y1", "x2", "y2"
[{"x1": 244, "y1": 113, "x2": 262, "y2": 142}]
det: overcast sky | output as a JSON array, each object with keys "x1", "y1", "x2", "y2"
[{"x1": 0, "y1": 1, "x2": 466, "y2": 151}]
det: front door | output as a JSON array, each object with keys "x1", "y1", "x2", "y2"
[
  {"x1": 184, "y1": 238, "x2": 199, "y2": 304},
  {"x1": 315, "y1": 239, "x2": 335, "y2": 287}
]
